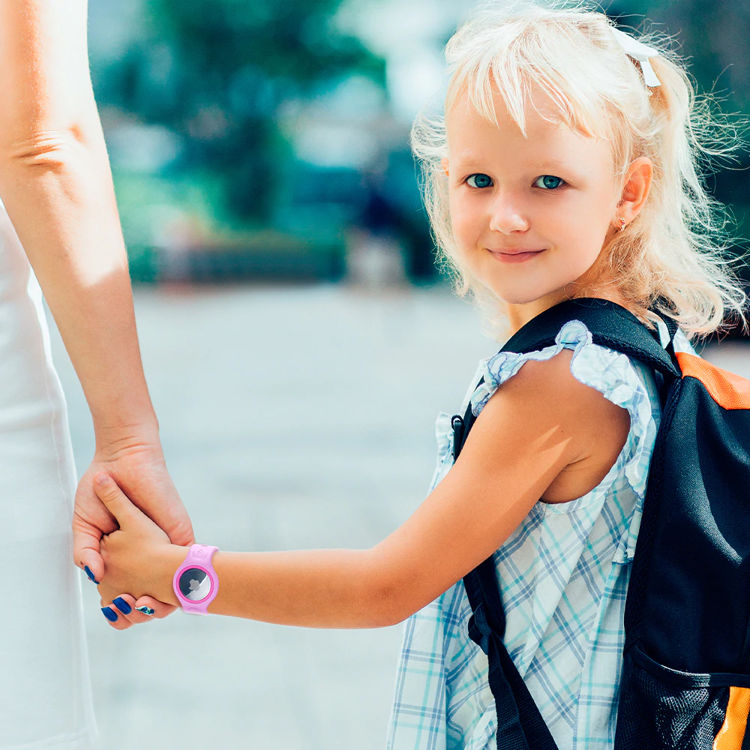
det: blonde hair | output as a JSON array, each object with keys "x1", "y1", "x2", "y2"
[{"x1": 412, "y1": 0, "x2": 747, "y2": 339}]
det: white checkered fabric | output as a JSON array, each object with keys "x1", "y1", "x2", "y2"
[{"x1": 387, "y1": 320, "x2": 685, "y2": 749}]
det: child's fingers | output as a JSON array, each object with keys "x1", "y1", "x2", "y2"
[{"x1": 93, "y1": 472, "x2": 145, "y2": 527}]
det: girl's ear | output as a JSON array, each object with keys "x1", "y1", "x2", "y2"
[{"x1": 616, "y1": 156, "x2": 653, "y2": 229}]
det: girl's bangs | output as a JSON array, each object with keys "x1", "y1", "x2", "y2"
[{"x1": 446, "y1": 28, "x2": 610, "y2": 140}]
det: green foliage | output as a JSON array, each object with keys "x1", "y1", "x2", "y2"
[
  {"x1": 100, "y1": 0, "x2": 385, "y2": 222},
  {"x1": 112, "y1": 166, "x2": 347, "y2": 283},
  {"x1": 148, "y1": 0, "x2": 384, "y2": 88}
]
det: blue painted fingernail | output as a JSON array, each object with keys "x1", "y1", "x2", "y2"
[
  {"x1": 101, "y1": 607, "x2": 118, "y2": 622},
  {"x1": 84, "y1": 566, "x2": 99, "y2": 585},
  {"x1": 135, "y1": 606, "x2": 155, "y2": 616},
  {"x1": 113, "y1": 597, "x2": 132, "y2": 615}
]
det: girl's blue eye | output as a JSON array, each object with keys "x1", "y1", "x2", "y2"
[
  {"x1": 534, "y1": 175, "x2": 564, "y2": 190},
  {"x1": 466, "y1": 173, "x2": 493, "y2": 189}
]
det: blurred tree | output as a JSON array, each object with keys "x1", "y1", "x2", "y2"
[
  {"x1": 608, "y1": 0, "x2": 750, "y2": 112},
  {"x1": 99, "y1": 0, "x2": 385, "y2": 222}
]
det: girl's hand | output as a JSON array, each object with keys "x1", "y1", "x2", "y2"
[{"x1": 95, "y1": 472, "x2": 183, "y2": 619}]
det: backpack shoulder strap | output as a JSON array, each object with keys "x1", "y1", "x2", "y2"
[
  {"x1": 463, "y1": 558, "x2": 560, "y2": 748},
  {"x1": 459, "y1": 297, "x2": 679, "y2": 749},
  {"x1": 502, "y1": 297, "x2": 680, "y2": 378}
]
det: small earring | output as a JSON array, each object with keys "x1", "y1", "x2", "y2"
[{"x1": 617, "y1": 217, "x2": 627, "y2": 232}]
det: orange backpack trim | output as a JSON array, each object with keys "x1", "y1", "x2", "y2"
[
  {"x1": 714, "y1": 686, "x2": 750, "y2": 750},
  {"x1": 676, "y1": 352, "x2": 750, "y2": 410}
]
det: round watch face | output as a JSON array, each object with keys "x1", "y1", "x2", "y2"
[{"x1": 178, "y1": 567, "x2": 212, "y2": 602}]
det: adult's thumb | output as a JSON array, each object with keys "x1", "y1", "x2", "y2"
[{"x1": 73, "y1": 523, "x2": 105, "y2": 585}]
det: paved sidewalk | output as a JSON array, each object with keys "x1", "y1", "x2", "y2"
[
  {"x1": 51, "y1": 284, "x2": 491, "y2": 749},
  {"x1": 51, "y1": 286, "x2": 750, "y2": 749}
]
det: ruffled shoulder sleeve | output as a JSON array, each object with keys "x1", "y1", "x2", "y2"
[{"x1": 469, "y1": 320, "x2": 661, "y2": 559}]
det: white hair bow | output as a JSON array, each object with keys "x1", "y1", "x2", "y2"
[{"x1": 611, "y1": 27, "x2": 661, "y2": 87}]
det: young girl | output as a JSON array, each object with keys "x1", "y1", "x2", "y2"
[{"x1": 94, "y1": 1, "x2": 746, "y2": 746}]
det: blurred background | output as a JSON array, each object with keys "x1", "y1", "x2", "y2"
[
  {"x1": 52, "y1": 0, "x2": 750, "y2": 747},
  {"x1": 87, "y1": 0, "x2": 750, "y2": 290}
]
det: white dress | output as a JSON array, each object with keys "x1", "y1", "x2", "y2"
[{"x1": 0, "y1": 205, "x2": 96, "y2": 749}]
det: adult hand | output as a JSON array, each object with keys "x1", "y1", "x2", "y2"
[
  {"x1": 73, "y1": 435, "x2": 194, "y2": 624},
  {"x1": 98, "y1": 593, "x2": 174, "y2": 630}
]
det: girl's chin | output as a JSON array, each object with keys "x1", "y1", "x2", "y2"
[{"x1": 495, "y1": 289, "x2": 569, "y2": 309}]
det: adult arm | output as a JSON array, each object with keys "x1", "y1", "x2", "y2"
[{"x1": 0, "y1": 1, "x2": 193, "y2": 594}]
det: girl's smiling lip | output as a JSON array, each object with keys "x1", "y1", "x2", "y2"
[{"x1": 487, "y1": 247, "x2": 546, "y2": 263}]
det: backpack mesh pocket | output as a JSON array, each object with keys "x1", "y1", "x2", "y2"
[{"x1": 615, "y1": 647, "x2": 731, "y2": 749}]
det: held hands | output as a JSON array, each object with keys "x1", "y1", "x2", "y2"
[
  {"x1": 94, "y1": 472, "x2": 184, "y2": 628},
  {"x1": 73, "y1": 440, "x2": 193, "y2": 628}
]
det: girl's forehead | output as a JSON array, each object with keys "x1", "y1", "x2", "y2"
[
  {"x1": 446, "y1": 79, "x2": 604, "y2": 145},
  {"x1": 445, "y1": 93, "x2": 614, "y2": 174},
  {"x1": 447, "y1": 96, "x2": 590, "y2": 152}
]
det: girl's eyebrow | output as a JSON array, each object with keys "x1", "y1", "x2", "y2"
[
  {"x1": 450, "y1": 147, "x2": 576, "y2": 168},
  {"x1": 451, "y1": 156, "x2": 579, "y2": 176},
  {"x1": 449, "y1": 152, "x2": 486, "y2": 168},
  {"x1": 533, "y1": 158, "x2": 577, "y2": 172}
]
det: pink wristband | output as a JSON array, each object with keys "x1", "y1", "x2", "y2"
[{"x1": 172, "y1": 544, "x2": 219, "y2": 615}]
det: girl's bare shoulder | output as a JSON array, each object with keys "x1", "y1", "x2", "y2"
[{"x1": 479, "y1": 348, "x2": 631, "y2": 502}]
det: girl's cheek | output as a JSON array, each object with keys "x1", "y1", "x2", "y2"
[
  {"x1": 450, "y1": 202, "x2": 476, "y2": 242},
  {"x1": 448, "y1": 189, "x2": 466, "y2": 220}
]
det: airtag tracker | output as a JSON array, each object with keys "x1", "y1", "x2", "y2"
[{"x1": 172, "y1": 544, "x2": 219, "y2": 614}]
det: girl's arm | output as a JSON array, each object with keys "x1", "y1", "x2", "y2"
[
  {"x1": 0, "y1": 1, "x2": 193, "y2": 587},
  {"x1": 97, "y1": 351, "x2": 629, "y2": 627}
]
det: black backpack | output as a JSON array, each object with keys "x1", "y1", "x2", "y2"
[{"x1": 452, "y1": 297, "x2": 750, "y2": 749}]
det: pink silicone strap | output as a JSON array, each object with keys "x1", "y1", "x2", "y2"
[{"x1": 172, "y1": 544, "x2": 219, "y2": 615}]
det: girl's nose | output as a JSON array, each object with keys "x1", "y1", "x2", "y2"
[{"x1": 488, "y1": 195, "x2": 530, "y2": 234}]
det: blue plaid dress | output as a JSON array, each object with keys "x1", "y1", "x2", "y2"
[{"x1": 387, "y1": 320, "x2": 678, "y2": 749}]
